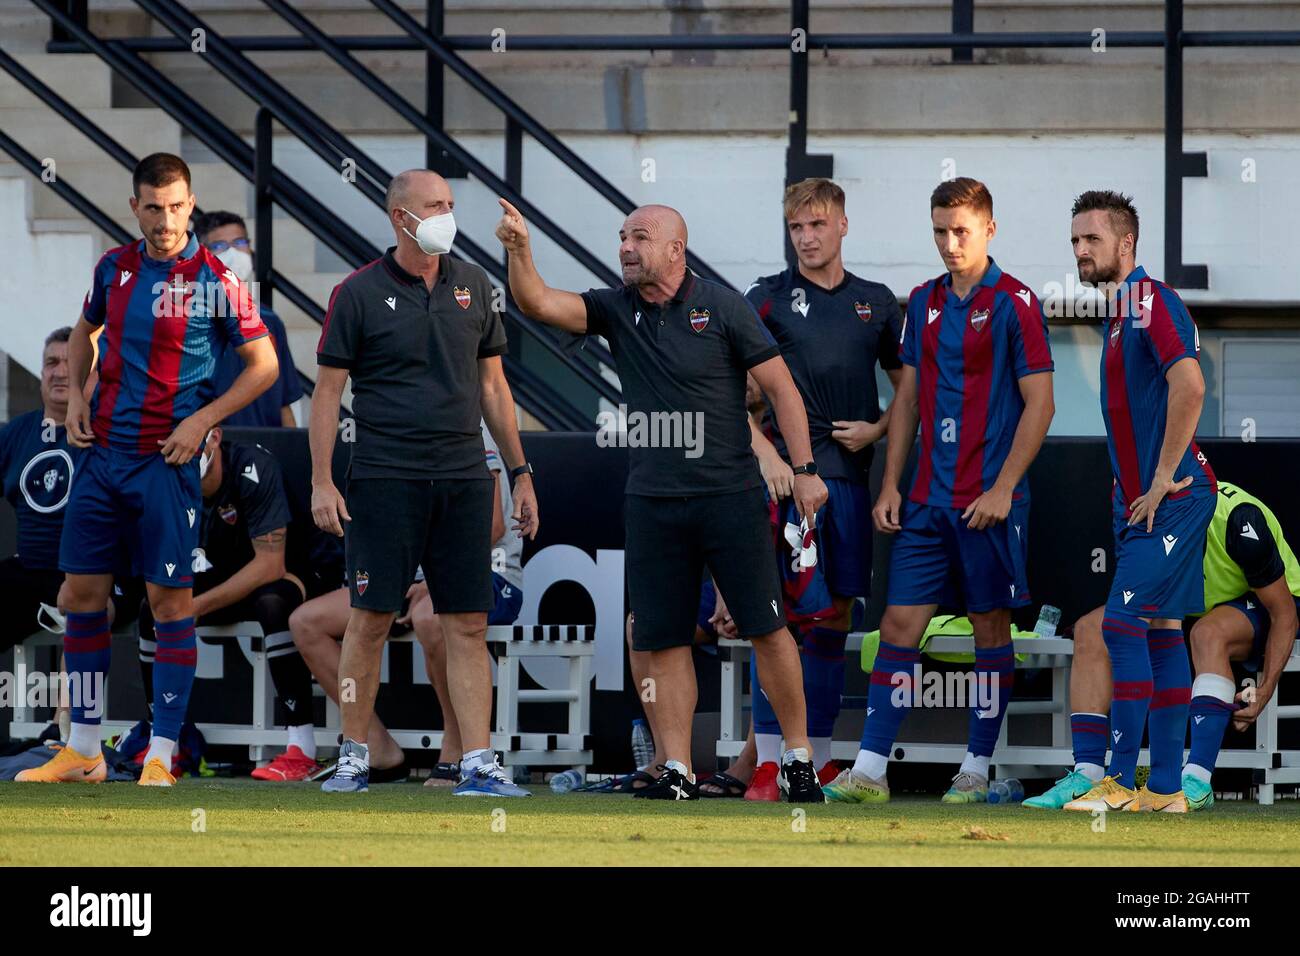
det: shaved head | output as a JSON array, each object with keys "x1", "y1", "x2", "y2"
[
  {"x1": 618, "y1": 204, "x2": 688, "y2": 294},
  {"x1": 386, "y1": 169, "x2": 452, "y2": 216}
]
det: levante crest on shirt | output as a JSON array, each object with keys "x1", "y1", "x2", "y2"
[
  {"x1": 1110, "y1": 318, "x2": 1123, "y2": 347},
  {"x1": 854, "y1": 301, "x2": 872, "y2": 322},
  {"x1": 219, "y1": 504, "x2": 239, "y2": 525},
  {"x1": 970, "y1": 308, "x2": 990, "y2": 332},
  {"x1": 689, "y1": 308, "x2": 710, "y2": 332},
  {"x1": 355, "y1": 570, "x2": 370, "y2": 596},
  {"x1": 453, "y1": 286, "x2": 471, "y2": 309}
]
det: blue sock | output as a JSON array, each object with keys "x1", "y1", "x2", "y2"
[
  {"x1": 749, "y1": 654, "x2": 780, "y2": 736},
  {"x1": 860, "y1": 641, "x2": 920, "y2": 756},
  {"x1": 967, "y1": 644, "x2": 1015, "y2": 758},
  {"x1": 1146, "y1": 627, "x2": 1191, "y2": 794},
  {"x1": 1187, "y1": 678, "x2": 1237, "y2": 779},
  {"x1": 1102, "y1": 612, "x2": 1151, "y2": 789},
  {"x1": 1071, "y1": 713, "x2": 1109, "y2": 769},
  {"x1": 151, "y1": 616, "x2": 197, "y2": 742},
  {"x1": 64, "y1": 610, "x2": 111, "y2": 725},
  {"x1": 801, "y1": 626, "x2": 848, "y2": 739}
]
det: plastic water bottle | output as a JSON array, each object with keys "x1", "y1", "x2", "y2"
[
  {"x1": 988, "y1": 778, "x2": 1025, "y2": 804},
  {"x1": 631, "y1": 718, "x2": 655, "y2": 770},
  {"x1": 1033, "y1": 605, "x2": 1061, "y2": 638},
  {"x1": 549, "y1": 769, "x2": 585, "y2": 793}
]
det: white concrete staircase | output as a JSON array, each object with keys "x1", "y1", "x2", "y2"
[{"x1": 0, "y1": 47, "x2": 340, "y2": 388}]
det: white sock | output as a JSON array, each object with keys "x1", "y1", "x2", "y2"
[
  {"x1": 1184, "y1": 762, "x2": 1212, "y2": 784},
  {"x1": 755, "y1": 733, "x2": 782, "y2": 767},
  {"x1": 664, "y1": 758, "x2": 694, "y2": 782},
  {"x1": 852, "y1": 749, "x2": 888, "y2": 781},
  {"x1": 810, "y1": 736, "x2": 833, "y2": 768},
  {"x1": 959, "y1": 753, "x2": 990, "y2": 779},
  {"x1": 144, "y1": 735, "x2": 176, "y2": 768},
  {"x1": 1191, "y1": 672, "x2": 1236, "y2": 704},
  {"x1": 288, "y1": 724, "x2": 315, "y2": 759},
  {"x1": 461, "y1": 748, "x2": 493, "y2": 773},
  {"x1": 782, "y1": 747, "x2": 810, "y2": 766},
  {"x1": 1075, "y1": 761, "x2": 1105, "y2": 782},
  {"x1": 68, "y1": 721, "x2": 102, "y2": 758}
]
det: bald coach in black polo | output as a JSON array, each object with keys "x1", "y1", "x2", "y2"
[
  {"x1": 310, "y1": 170, "x2": 538, "y2": 797},
  {"x1": 497, "y1": 197, "x2": 830, "y2": 803}
]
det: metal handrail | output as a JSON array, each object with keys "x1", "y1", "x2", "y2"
[
  {"x1": 134, "y1": 0, "x2": 619, "y2": 407},
  {"x1": 27, "y1": 0, "x2": 602, "y2": 424},
  {"x1": 46, "y1": 30, "x2": 1300, "y2": 53},
  {"x1": 370, "y1": 0, "x2": 735, "y2": 289}
]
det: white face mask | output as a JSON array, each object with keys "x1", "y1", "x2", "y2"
[
  {"x1": 199, "y1": 429, "x2": 217, "y2": 479},
  {"x1": 215, "y1": 246, "x2": 254, "y2": 283},
  {"x1": 401, "y1": 208, "x2": 456, "y2": 255}
]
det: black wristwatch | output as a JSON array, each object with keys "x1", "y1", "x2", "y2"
[
  {"x1": 509, "y1": 462, "x2": 534, "y2": 486},
  {"x1": 792, "y1": 462, "x2": 818, "y2": 476}
]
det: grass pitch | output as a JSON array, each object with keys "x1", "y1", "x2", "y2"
[{"x1": 2, "y1": 779, "x2": 1298, "y2": 866}]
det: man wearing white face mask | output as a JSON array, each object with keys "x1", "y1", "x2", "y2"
[
  {"x1": 311, "y1": 169, "x2": 539, "y2": 796},
  {"x1": 195, "y1": 212, "x2": 303, "y2": 429}
]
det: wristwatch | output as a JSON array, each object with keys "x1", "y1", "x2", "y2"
[
  {"x1": 792, "y1": 462, "x2": 818, "y2": 476},
  {"x1": 509, "y1": 462, "x2": 534, "y2": 485}
]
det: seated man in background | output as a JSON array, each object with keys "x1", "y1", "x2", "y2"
[
  {"x1": 411, "y1": 423, "x2": 524, "y2": 784},
  {"x1": 136, "y1": 425, "x2": 318, "y2": 779},
  {"x1": 1, "y1": 328, "x2": 89, "y2": 652},
  {"x1": 194, "y1": 211, "x2": 303, "y2": 428},
  {"x1": 1024, "y1": 480, "x2": 1300, "y2": 812}
]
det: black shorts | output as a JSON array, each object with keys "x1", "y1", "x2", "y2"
[
  {"x1": 626, "y1": 487, "x2": 785, "y2": 651},
  {"x1": 344, "y1": 477, "x2": 494, "y2": 615}
]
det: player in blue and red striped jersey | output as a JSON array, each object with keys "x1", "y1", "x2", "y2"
[
  {"x1": 17, "y1": 154, "x2": 278, "y2": 788},
  {"x1": 1063, "y1": 190, "x2": 1216, "y2": 814},
  {"x1": 824, "y1": 177, "x2": 1055, "y2": 805}
]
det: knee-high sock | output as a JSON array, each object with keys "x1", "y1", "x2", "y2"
[
  {"x1": 1186, "y1": 672, "x2": 1237, "y2": 781},
  {"x1": 860, "y1": 641, "x2": 920, "y2": 757},
  {"x1": 1071, "y1": 713, "x2": 1109, "y2": 772},
  {"x1": 138, "y1": 634, "x2": 156, "y2": 719},
  {"x1": 801, "y1": 626, "x2": 848, "y2": 740},
  {"x1": 151, "y1": 616, "x2": 197, "y2": 742},
  {"x1": 967, "y1": 644, "x2": 1015, "y2": 759},
  {"x1": 255, "y1": 581, "x2": 311, "y2": 728},
  {"x1": 1146, "y1": 627, "x2": 1191, "y2": 794},
  {"x1": 1102, "y1": 613, "x2": 1151, "y2": 789},
  {"x1": 64, "y1": 609, "x2": 111, "y2": 728},
  {"x1": 749, "y1": 653, "x2": 780, "y2": 737}
]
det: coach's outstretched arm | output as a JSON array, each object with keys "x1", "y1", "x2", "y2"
[
  {"x1": 309, "y1": 365, "x2": 352, "y2": 537},
  {"x1": 495, "y1": 198, "x2": 589, "y2": 333},
  {"x1": 748, "y1": 356, "x2": 828, "y2": 522}
]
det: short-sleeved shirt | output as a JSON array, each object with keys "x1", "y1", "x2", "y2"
[
  {"x1": 83, "y1": 233, "x2": 269, "y2": 456},
  {"x1": 482, "y1": 423, "x2": 523, "y2": 590},
  {"x1": 900, "y1": 258, "x2": 1053, "y2": 509},
  {"x1": 582, "y1": 271, "x2": 780, "y2": 497},
  {"x1": 194, "y1": 441, "x2": 292, "y2": 586},
  {"x1": 316, "y1": 249, "x2": 507, "y2": 480},
  {"x1": 214, "y1": 306, "x2": 302, "y2": 428},
  {"x1": 0, "y1": 410, "x2": 84, "y2": 570},
  {"x1": 746, "y1": 267, "x2": 902, "y2": 484},
  {"x1": 1100, "y1": 265, "x2": 1216, "y2": 518}
]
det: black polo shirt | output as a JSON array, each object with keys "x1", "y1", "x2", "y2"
[
  {"x1": 196, "y1": 441, "x2": 292, "y2": 588},
  {"x1": 746, "y1": 267, "x2": 903, "y2": 484},
  {"x1": 582, "y1": 271, "x2": 780, "y2": 497},
  {"x1": 317, "y1": 248, "x2": 507, "y2": 480}
]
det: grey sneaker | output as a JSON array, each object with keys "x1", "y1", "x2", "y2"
[{"x1": 321, "y1": 740, "x2": 369, "y2": 793}]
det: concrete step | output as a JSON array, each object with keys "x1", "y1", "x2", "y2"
[
  {"x1": 0, "y1": 53, "x2": 113, "y2": 109},
  {"x1": 0, "y1": 107, "x2": 180, "y2": 164}
]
